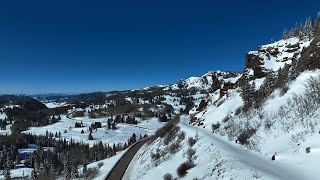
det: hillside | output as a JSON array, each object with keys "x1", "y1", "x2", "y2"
[{"x1": 123, "y1": 20, "x2": 320, "y2": 180}]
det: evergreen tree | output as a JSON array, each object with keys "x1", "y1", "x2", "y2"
[
  {"x1": 82, "y1": 163, "x2": 88, "y2": 177},
  {"x1": 88, "y1": 133, "x2": 93, "y2": 140},
  {"x1": 240, "y1": 78, "x2": 252, "y2": 112},
  {"x1": 283, "y1": 28, "x2": 289, "y2": 39},
  {"x1": 72, "y1": 164, "x2": 80, "y2": 179},
  {"x1": 31, "y1": 169, "x2": 37, "y2": 180},
  {"x1": 4, "y1": 154, "x2": 11, "y2": 180}
]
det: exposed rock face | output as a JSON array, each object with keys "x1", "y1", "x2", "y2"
[
  {"x1": 245, "y1": 52, "x2": 265, "y2": 78},
  {"x1": 245, "y1": 37, "x2": 312, "y2": 79},
  {"x1": 211, "y1": 74, "x2": 222, "y2": 91},
  {"x1": 169, "y1": 71, "x2": 241, "y2": 93},
  {"x1": 297, "y1": 37, "x2": 320, "y2": 72}
]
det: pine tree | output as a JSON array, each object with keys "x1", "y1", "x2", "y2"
[
  {"x1": 65, "y1": 159, "x2": 73, "y2": 180},
  {"x1": 283, "y1": 28, "x2": 289, "y2": 39},
  {"x1": 82, "y1": 163, "x2": 88, "y2": 177},
  {"x1": 240, "y1": 78, "x2": 252, "y2": 112},
  {"x1": 249, "y1": 81, "x2": 256, "y2": 104},
  {"x1": 88, "y1": 133, "x2": 93, "y2": 140},
  {"x1": 31, "y1": 169, "x2": 37, "y2": 180},
  {"x1": 72, "y1": 164, "x2": 79, "y2": 179},
  {"x1": 4, "y1": 154, "x2": 11, "y2": 180},
  {"x1": 264, "y1": 73, "x2": 275, "y2": 96},
  {"x1": 304, "y1": 17, "x2": 313, "y2": 38}
]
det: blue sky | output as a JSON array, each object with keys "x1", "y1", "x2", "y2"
[{"x1": 0, "y1": 0, "x2": 319, "y2": 94}]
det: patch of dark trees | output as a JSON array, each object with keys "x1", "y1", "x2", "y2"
[{"x1": 0, "y1": 132, "x2": 148, "y2": 179}]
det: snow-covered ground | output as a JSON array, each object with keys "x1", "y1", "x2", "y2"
[
  {"x1": 23, "y1": 115, "x2": 165, "y2": 147},
  {"x1": 0, "y1": 112, "x2": 11, "y2": 135},
  {"x1": 44, "y1": 102, "x2": 67, "y2": 108},
  {"x1": 0, "y1": 168, "x2": 33, "y2": 179},
  {"x1": 78, "y1": 150, "x2": 126, "y2": 180},
  {"x1": 125, "y1": 115, "x2": 314, "y2": 180},
  {"x1": 0, "y1": 112, "x2": 7, "y2": 120},
  {"x1": 0, "y1": 125, "x2": 12, "y2": 135}
]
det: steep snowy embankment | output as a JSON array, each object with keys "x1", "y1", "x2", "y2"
[{"x1": 125, "y1": 116, "x2": 311, "y2": 180}]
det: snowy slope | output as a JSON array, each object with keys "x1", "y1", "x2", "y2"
[
  {"x1": 78, "y1": 151, "x2": 126, "y2": 180},
  {"x1": 125, "y1": 116, "x2": 310, "y2": 180},
  {"x1": 123, "y1": 36, "x2": 320, "y2": 180}
]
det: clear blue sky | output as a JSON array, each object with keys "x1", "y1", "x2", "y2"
[{"x1": 0, "y1": 0, "x2": 319, "y2": 94}]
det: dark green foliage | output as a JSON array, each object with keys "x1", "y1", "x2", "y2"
[
  {"x1": 237, "y1": 128, "x2": 257, "y2": 145},
  {"x1": 306, "y1": 147, "x2": 311, "y2": 153},
  {"x1": 187, "y1": 136, "x2": 197, "y2": 147},
  {"x1": 75, "y1": 121, "x2": 84, "y2": 128},
  {"x1": 150, "y1": 148, "x2": 161, "y2": 161},
  {"x1": 88, "y1": 133, "x2": 94, "y2": 140},
  {"x1": 163, "y1": 173, "x2": 173, "y2": 180},
  {"x1": 282, "y1": 15, "x2": 319, "y2": 40},
  {"x1": 211, "y1": 122, "x2": 220, "y2": 133},
  {"x1": 163, "y1": 126, "x2": 180, "y2": 145},
  {"x1": 80, "y1": 166, "x2": 99, "y2": 179},
  {"x1": 240, "y1": 77, "x2": 256, "y2": 112},
  {"x1": 196, "y1": 100, "x2": 208, "y2": 112},
  {"x1": 72, "y1": 110, "x2": 85, "y2": 117},
  {"x1": 0, "y1": 132, "x2": 133, "y2": 179},
  {"x1": 186, "y1": 148, "x2": 196, "y2": 161},
  {"x1": 155, "y1": 115, "x2": 180, "y2": 139},
  {"x1": 2, "y1": 97, "x2": 70, "y2": 133},
  {"x1": 169, "y1": 141, "x2": 181, "y2": 154},
  {"x1": 158, "y1": 115, "x2": 168, "y2": 122},
  {"x1": 91, "y1": 122, "x2": 102, "y2": 129},
  {"x1": 177, "y1": 160, "x2": 195, "y2": 178}
]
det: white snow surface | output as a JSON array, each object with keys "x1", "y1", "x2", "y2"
[
  {"x1": 0, "y1": 112, "x2": 7, "y2": 120},
  {"x1": 0, "y1": 168, "x2": 33, "y2": 179},
  {"x1": 0, "y1": 112, "x2": 11, "y2": 135},
  {"x1": 78, "y1": 151, "x2": 126, "y2": 180},
  {"x1": 23, "y1": 115, "x2": 165, "y2": 147},
  {"x1": 125, "y1": 116, "x2": 311, "y2": 180},
  {"x1": 44, "y1": 102, "x2": 67, "y2": 108}
]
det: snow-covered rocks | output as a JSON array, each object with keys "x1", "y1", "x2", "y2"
[{"x1": 246, "y1": 37, "x2": 312, "y2": 78}]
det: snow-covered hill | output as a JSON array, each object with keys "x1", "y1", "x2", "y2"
[{"x1": 123, "y1": 35, "x2": 320, "y2": 180}]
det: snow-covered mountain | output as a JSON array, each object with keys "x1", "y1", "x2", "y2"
[
  {"x1": 165, "y1": 71, "x2": 241, "y2": 92},
  {"x1": 124, "y1": 33, "x2": 320, "y2": 179}
]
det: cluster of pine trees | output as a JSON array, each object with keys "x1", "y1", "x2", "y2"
[
  {"x1": 240, "y1": 63, "x2": 296, "y2": 113},
  {"x1": 283, "y1": 14, "x2": 320, "y2": 40},
  {"x1": 0, "y1": 118, "x2": 8, "y2": 130},
  {"x1": 4, "y1": 105, "x2": 65, "y2": 134},
  {"x1": 0, "y1": 132, "x2": 146, "y2": 179}
]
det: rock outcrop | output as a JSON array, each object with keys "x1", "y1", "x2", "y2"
[{"x1": 245, "y1": 37, "x2": 312, "y2": 79}]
